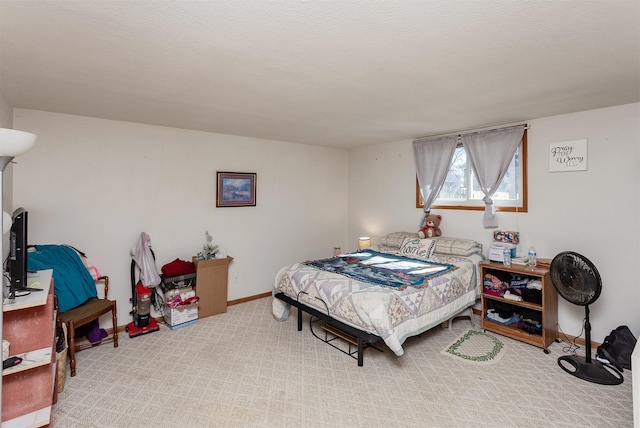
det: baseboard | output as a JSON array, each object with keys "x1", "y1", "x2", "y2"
[
  {"x1": 228, "y1": 291, "x2": 271, "y2": 306},
  {"x1": 111, "y1": 291, "x2": 272, "y2": 333}
]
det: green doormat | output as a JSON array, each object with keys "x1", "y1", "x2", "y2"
[{"x1": 441, "y1": 330, "x2": 506, "y2": 365}]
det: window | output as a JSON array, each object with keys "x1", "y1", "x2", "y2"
[{"x1": 416, "y1": 130, "x2": 528, "y2": 212}]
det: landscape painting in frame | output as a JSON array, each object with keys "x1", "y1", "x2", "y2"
[{"x1": 216, "y1": 172, "x2": 257, "y2": 207}]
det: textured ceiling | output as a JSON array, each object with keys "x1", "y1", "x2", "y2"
[{"x1": 1, "y1": 1, "x2": 638, "y2": 148}]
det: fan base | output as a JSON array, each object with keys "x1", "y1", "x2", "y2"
[{"x1": 558, "y1": 355, "x2": 623, "y2": 385}]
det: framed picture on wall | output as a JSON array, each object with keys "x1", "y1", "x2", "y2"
[
  {"x1": 216, "y1": 172, "x2": 257, "y2": 207},
  {"x1": 549, "y1": 139, "x2": 588, "y2": 172}
]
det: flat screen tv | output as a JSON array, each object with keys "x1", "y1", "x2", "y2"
[{"x1": 8, "y1": 207, "x2": 28, "y2": 298}]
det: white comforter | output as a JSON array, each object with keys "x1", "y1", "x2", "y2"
[{"x1": 272, "y1": 251, "x2": 483, "y2": 356}]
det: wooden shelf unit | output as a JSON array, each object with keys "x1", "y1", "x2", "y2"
[
  {"x1": 480, "y1": 260, "x2": 558, "y2": 352},
  {"x1": 2, "y1": 269, "x2": 56, "y2": 428}
]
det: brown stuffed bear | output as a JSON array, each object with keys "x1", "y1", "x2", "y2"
[{"x1": 418, "y1": 214, "x2": 442, "y2": 238}]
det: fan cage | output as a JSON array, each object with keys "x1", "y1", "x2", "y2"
[{"x1": 550, "y1": 251, "x2": 601, "y2": 306}]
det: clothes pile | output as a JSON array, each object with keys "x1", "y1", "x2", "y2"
[
  {"x1": 483, "y1": 272, "x2": 543, "y2": 335},
  {"x1": 160, "y1": 258, "x2": 199, "y2": 310}
]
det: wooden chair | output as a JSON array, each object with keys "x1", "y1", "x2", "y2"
[{"x1": 58, "y1": 275, "x2": 118, "y2": 377}]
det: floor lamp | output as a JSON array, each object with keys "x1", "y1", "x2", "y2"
[{"x1": 0, "y1": 128, "x2": 36, "y2": 422}]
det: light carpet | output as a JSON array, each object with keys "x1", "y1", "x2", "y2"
[
  {"x1": 53, "y1": 297, "x2": 633, "y2": 427},
  {"x1": 441, "y1": 329, "x2": 506, "y2": 365}
]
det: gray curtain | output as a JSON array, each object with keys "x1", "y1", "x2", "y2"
[
  {"x1": 413, "y1": 135, "x2": 458, "y2": 218},
  {"x1": 461, "y1": 125, "x2": 525, "y2": 228}
]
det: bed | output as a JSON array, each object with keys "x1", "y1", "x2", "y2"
[{"x1": 272, "y1": 232, "x2": 485, "y2": 365}]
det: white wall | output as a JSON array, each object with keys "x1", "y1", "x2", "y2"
[
  {"x1": 0, "y1": 91, "x2": 13, "y2": 128},
  {"x1": 348, "y1": 103, "x2": 640, "y2": 342},
  {"x1": 13, "y1": 109, "x2": 348, "y2": 328},
  {"x1": 9, "y1": 103, "x2": 640, "y2": 343},
  {"x1": 0, "y1": 91, "x2": 16, "y2": 288}
]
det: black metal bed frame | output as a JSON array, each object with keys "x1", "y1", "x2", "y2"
[{"x1": 274, "y1": 292, "x2": 383, "y2": 366}]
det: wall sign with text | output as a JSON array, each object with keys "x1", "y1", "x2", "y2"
[{"x1": 549, "y1": 139, "x2": 587, "y2": 172}]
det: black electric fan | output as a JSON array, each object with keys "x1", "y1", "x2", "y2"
[{"x1": 549, "y1": 251, "x2": 623, "y2": 385}]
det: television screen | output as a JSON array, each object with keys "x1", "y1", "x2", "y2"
[{"x1": 9, "y1": 208, "x2": 28, "y2": 298}]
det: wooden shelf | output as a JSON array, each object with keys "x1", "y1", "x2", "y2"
[
  {"x1": 3, "y1": 270, "x2": 53, "y2": 312},
  {"x1": 2, "y1": 406, "x2": 51, "y2": 428},
  {"x1": 483, "y1": 318, "x2": 546, "y2": 349},
  {"x1": 2, "y1": 269, "x2": 56, "y2": 427},
  {"x1": 482, "y1": 293, "x2": 542, "y2": 311},
  {"x1": 480, "y1": 260, "x2": 558, "y2": 352},
  {"x1": 2, "y1": 347, "x2": 54, "y2": 376},
  {"x1": 480, "y1": 260, "x2": 549, "y2": 277}
]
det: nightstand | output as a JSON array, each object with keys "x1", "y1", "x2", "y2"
[{"x1": 480, "y1": 260, "x2": 558, "y2": 353}]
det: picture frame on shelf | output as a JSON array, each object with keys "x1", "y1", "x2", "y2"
[{"x1": 216, "y1": 172, "x2": 257, "y2": 207}]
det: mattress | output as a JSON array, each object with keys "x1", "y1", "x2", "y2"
[{"x1": 273, "y1": 249, "x2": 483, "y2": 356}]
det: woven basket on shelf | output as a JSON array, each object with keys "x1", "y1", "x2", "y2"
[{"x1": 56, "y1": 322, "x2": 68, "y2": 393}]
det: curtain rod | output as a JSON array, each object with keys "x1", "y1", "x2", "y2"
[{"x1": 414, "y1": 122, "x2": 529, "y2": 141}]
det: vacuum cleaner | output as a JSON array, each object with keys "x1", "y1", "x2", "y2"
[
  {"x1": 126, "y1": 233, "x2": 161, "y2": 338},
  {"x1": 126, "y1": 276, "x2": 160, "y2": 338}
]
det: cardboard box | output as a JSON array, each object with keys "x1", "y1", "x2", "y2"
[
  {"x1": 192, "y1": 256, "x2": 233, "y2": 318},
  {"x1": 163, "y1": 286, "x2": 194, "y2": 300},
  {"x1": 163, "y1": 303, "x2": 198, "y2": 327}
]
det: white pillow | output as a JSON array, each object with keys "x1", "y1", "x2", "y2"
[
  {"x1": 433, "y1": 237, "x2": 482, "y2": 256},
  {"x1": 398, "y1": 237, "x2": 436, "y2": 260}
]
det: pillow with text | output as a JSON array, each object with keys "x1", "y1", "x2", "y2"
[{"x1": 399, "y1": 237, "x2": 436, "y2": 260}]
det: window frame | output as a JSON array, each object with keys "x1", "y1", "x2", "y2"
[{"x1": 415, "y1": 129, "x2": 528, "y2": 212}]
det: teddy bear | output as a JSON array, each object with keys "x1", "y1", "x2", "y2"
[{"x1": 418, "y1": 214, "x2": 442, "y2": 238}]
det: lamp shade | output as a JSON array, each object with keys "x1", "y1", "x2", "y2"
[
  {"x1": 358, "y1": 237, "x2": 371, "y2": 250},
  {"x1": 0, "y1": 128, "x2": 37, "y2": 157}
]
